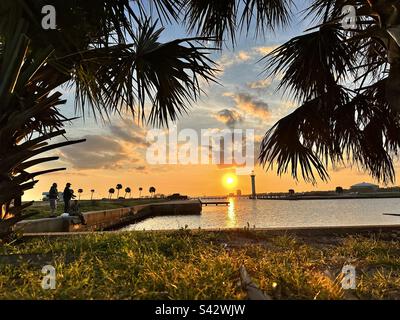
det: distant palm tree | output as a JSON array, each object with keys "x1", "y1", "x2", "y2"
[
  {"x1": 78, "y1": 189, "x2": 83, "y2": 200},
  {"x1": 116, "y1": 184, "x2": 123, "y2": 198},
  {"x1": 90, "y1": 189, "x2": 95, "y2": 200},
  {"x1": 108, "y1": 188, "x2": 115, "y2": 200},
  {"x1": 124, "y1": 187, "x2": 131, "y2": 199},
  {"x1": 139, "y1": 187, "x2": 143, "y2": 198},
  {"x1": 336, "y1": 187, "x2": 344, "y2": 194},
  {"x1": 149, "y1": 187, "x2": 156, "y2": 198}
]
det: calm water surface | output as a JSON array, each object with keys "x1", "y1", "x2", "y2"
[{"x1": 123, "y1": 198, "x2": 400, "y2": 230}]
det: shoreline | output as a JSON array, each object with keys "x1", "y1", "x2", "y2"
[
  {"x1": 20, "y1": 223, "x2": 400, "y2": 239},
  {"x1": 257, "y1": 194, "x2": 400, "y2": 200}
]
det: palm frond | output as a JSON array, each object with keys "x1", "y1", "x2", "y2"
[
  {"x1": 72, "y1": 20, "x2": 219, "y2": 127},
  {"x1": 262, "y1": 26, "x2": 357, "y2": 102},
  {"x1": 0, "y1": 17, "x2": 84, "y2": 236},
  {"x1": 260, "y1": 79, "x2": 400, "y2": 184},
  {"x1": 240, "y1": 0, "x2": 293, "y2": 35},
  {"x1": 183, "y1": 0, "x2": 293, "y2": 46}
]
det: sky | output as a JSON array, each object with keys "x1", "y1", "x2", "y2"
[{"x1": 23, "y1": 1, "x2": 400, "y2": 201}]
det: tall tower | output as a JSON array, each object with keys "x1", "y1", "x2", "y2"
[{"x1": 250, "y1": 171, "x2": 256, "y2": 199}]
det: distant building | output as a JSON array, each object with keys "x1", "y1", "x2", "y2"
[
  {"x1": 350, "y1": 182, "x2": 379, "y2": 193},
  {"x1": 228, "y1": 193, "x2": 235, "y2": 197},
  {"x1": 236, "y1": 190, "x2": 242, "y2": 196}
]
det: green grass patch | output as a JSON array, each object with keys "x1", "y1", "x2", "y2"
[{"x1": 1, "y1": 230, "x2": 400, "y2": 299}]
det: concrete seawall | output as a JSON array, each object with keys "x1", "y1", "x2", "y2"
[{"x1": 15, "y1": 200, "x2": 202, "y2": 234}]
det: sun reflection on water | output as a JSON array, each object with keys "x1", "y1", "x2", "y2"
[{"x1": 226, "y1": 197, "x2": 237, "y2": 228}]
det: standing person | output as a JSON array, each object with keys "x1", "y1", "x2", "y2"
[
  {"x1": 49, "y1": 183, "x2": 58, "y2": 217},
  {"x1": 63, "y1": 183, "x2": 75, "y2": 213}
]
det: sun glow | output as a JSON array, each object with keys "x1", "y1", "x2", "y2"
[{"x1": 222, "y1": 174, "x2": 237, "y2": 189}]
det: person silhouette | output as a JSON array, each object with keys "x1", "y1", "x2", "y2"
[
  {"x1": 63, "y1": 183, "x2": 76, "y2": 213},
  {"x1": 49, "y1": 183, "x2": 58, "y2": 217}
]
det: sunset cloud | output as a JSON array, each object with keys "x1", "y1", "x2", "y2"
[
  {"x1": 246, "y1": 79, "x2": 272, "y2": 90},
  {"x1": 215, "y1": 109, "x2": 244, "y2": 128},
  {"x1": 135, "y1": 165, "x2": 147, "y2": 171},
  {"x1": 217, "y1": 45, "x2": 278, "y2": 72},
  {"x1": 255, "y1": 46, "x2": 277, "y2": 55},
  {"x1": 108, "y1": 118, "x2": 150, "y2": 148},
  {"x1": 58, "y1": 118, "x2": 151, "y2": 171},
  {"x1": 237, "y1": 51, "x2": 251, "y2": 61},
  {"x1": 59, "y1": 135, "x2": 134, "y2": 170},
  {"x1": 224, "y1": 92, "x2": 270, "y2": 120}
]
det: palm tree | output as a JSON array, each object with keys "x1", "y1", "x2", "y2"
[
  {"x1": 90, "y1": 189, "x2": 95, "y2": 200},
  {"x1": 108, "y1": 188, "x2": 115, "y2": 200},
  {"x1": 116, "y1": 184, "x2": 123, "y2": 199},
  {"x1": 78, "y1": 189, "x2": 83, "y2": 200},
  {"x1": 149, "y1": 187, "x2": 156, "y2": 198},
  {"x1": 336, "y1": 187, "x2": 344, "y2": 194},
  {"x1": 259, "y1": 1, "x2": 400, "y2": 185},
  {"x1": 124, "y1": 187, "x2": 131, "y2": 199},
  {"x1": 0, "y1": 1, "x2": 223, "y2": 236},
  {"x1": 139, "y1": 187, "x2": 143, "y2": 198}
]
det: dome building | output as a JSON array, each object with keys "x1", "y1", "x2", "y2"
[{"x1": 350, "y1": 182, "x2": 379, "y2": 193}]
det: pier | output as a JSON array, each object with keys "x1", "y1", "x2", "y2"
[{"x1": 200, "y1": 200, "x2": 230, "y2": 206}]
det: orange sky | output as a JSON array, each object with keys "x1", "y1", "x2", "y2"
[{"x1": 24, "y1": 162, "x2": 399, "y2": 201}]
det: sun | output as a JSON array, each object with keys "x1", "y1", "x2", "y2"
[{"x1": 222, "y1": 174, "x2": 237, "y2": 189}]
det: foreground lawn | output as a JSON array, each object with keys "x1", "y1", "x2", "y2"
[{"x1": 1, "y1": 230, "x2": 400, "y2": 299}]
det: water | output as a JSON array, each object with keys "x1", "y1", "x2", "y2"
[{"x1": 123, "y1": 198, "x2": 400, "y2": 231}]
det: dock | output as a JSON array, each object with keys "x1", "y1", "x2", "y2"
[{"x1": 200, "y1": 200, "x2": 230, "y2": 206}]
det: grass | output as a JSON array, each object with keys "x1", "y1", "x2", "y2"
[
  {"x1": 1, "y1": 230, "x2": 400, "y2": 299},
  {"x1": 22, "y1": 199, "x2": 164, "y2": 220}
]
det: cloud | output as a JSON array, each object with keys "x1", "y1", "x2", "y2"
[
  {"x1": 246, "y1": 79, "x2": 272, "y2": 90},
  {"x1": 255, "y1": 46, "x2": 277, "y2": 55},
  {"x1": 217, "y1": 45, "x2": 278, "y2": 72},
  {"x1": 109, "y1": 119, "x2": 150, "y2": 148},
  {"x1": 237, "y1": 51, "x2": 251, "y2": 61},
  {"x1": 215, "y1": 109, "x2": 244, "y2": 128},
  {"x1": 224, "y1": 92, "x2": 270, "y2": 120},
  {"x1": 58, "y1": 115, "x2": 153, "y2": 171},
  {"x1": 59, "y1": 135, "x2": 133, "y2": 170},
  {"x1": 217, "y1": 50, "x2": 255, "y2": 71},
  {"x1": 134, "y1": 166, "x2": 147, "y2": 172}
]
